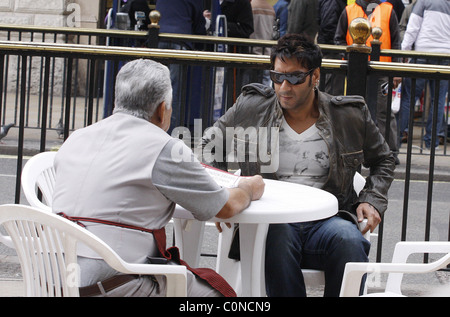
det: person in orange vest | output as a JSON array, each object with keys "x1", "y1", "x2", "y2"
[{"x1": 334, "y1": 0, "x2": 401, "y2": 164}]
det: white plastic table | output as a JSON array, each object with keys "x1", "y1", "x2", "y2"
[{"x1": 173, "y1": 178, "x2": 338, "y2": 297}]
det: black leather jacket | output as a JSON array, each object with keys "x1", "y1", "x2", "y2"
[{"x1": 201, "y1": 83, "x2": 395, "y2": 221}]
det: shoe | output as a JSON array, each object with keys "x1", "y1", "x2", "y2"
[
  {"x1": 401, "y1": 132, "x2": 408, "y2": 143},
  {"x1": 423, "y1": 145, "x2": 439, "y2": 154}
]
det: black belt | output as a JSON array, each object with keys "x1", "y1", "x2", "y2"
[{"x1": 79, "y1": 274, "x2": 139, "y2": 297}]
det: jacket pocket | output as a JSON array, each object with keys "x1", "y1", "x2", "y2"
[
  {"x1": 340, "y1": 151, "x2": 364, "y2": 194},
  {"x1": 341, "y1": 151, "x2": 364, "y2": 169}
]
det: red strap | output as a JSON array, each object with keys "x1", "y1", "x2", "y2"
[
  {"x1": 152, "y1": 228, "x2": 237, "y2": 297},
  {"x1": 58, "y1": 213, "x2": 236, "y2": 297},
  {"x1": 58, "y1": 213, "x2": 156, "y2": 234}
]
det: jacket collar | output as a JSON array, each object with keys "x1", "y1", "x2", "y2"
[{"x1": 315, "y1": 90, "x2": 333, "y2": 131}]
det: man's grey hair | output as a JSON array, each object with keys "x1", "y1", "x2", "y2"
[{"x1": 113, "y1": 59, "x2": 172, "y2": 120}]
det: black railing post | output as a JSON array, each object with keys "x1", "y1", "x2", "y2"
[
  {"x1": 345, "y1": 18, "x2": 371, "y2": 98},
  {"x1": 146, "y1": 10, "x2": 160, "y2": 49},
  {"x1": 0, "y1": 54, "x2": 3, "y2": 126},
  {"x1": 39, "y1": 56, "x2": 51, "y2": 153},
  {"x1": 366, "y1": 27, "x2": 382, "y2": 124},
  {"x1": 63, "y1": 57, "x2": 73, "y2": 140},
  {"x1": 14, "y1": 54, "x2": 27, "y2": 204}
]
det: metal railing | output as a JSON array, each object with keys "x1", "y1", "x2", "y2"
[
  {"x1": 0, "y1": 23, "x2": 448, "y2": 154},
  {"x1": 0, "y1": 23, "x2": 449, "y2": 264}
]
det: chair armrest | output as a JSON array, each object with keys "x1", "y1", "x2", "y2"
[
  {"x1": 385, "y1": 241, "x2": 450, "y2": 293},
  {"x1": 116, "y1": 262, "x2": 188, "y2": 297},
  {"x1": 340, "y1": 248, "x2": 450, "y2": 297}
]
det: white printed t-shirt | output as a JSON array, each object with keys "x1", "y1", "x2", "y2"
[{"x1": 276, "y1": 116, "x2": 330, "y2": 188}]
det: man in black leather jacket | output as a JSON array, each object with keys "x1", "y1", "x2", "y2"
[{"x1": 201, "y1": 34, "x2": 395, "y2": 296}]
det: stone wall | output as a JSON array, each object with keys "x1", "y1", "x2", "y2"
[
  {"x1": 0, "y1": 0, "x2": 75, "y2": 27},
  {"x1": 0, "y1": 0, "x2": 101, "y2": 96}
]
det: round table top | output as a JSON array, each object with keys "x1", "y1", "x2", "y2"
[{"x1": 175, "y1": 178, "x2": 338, "y2": 224}]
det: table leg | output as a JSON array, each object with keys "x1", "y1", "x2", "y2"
[
  {"x1": 216, "y1": 223, "x2": 242, "y2": 295},
  {"x1": 239, "y1": 223, "x2": 269, "y2": 297},
  {"x1": 172, "y1": 218, "x2": 205, "y2": 267}
]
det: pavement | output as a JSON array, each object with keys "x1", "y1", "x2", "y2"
[{"x1": 0, "y1": 124, "x2": 449, "y2": 297}]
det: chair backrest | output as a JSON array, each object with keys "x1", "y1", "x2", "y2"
[
  {"x1": 1, "y1": 152, "x2": 55, "y2": 248},
  {"x1": 0, "y1": 204, "x2": 129, "y2": 297},
  {"x1": 21, "y1": 151, "x2": 57, "y2": 213}
]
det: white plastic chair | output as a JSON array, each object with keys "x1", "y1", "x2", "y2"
[
  {"x1": 0, "y1": 152, "x2": 56, "y2": 249},
  {"x1": 340, "y1": 241, "x2": 450, "y2": 297},
  {"x1": 0, "y1": 204, "x2": 187, "y2": 297},
  {"x1": 21, "y1": 151, "x2": 56, "y2": 213}
]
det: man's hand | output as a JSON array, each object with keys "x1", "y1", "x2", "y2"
[
  {"x1": 237, "y1": 175, "x2": 265, "y2": 201},
  {"x1": 215, "y1": 222, "x2": 231, "y2": 233},
  {"x1": 356, "y1": 202, "x2": 381, "y2": 235},
  {"x1": 215, "y1": 175, "x2": 265, "y2": 232}
]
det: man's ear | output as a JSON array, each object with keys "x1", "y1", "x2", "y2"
[
  {"x1": 150, "y1": 101, "x2": 167, "y2": 128},
  {"x1": 313, "y1": 68, "x2": 320, "y2": 83}
]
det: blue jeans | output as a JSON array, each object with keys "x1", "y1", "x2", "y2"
[
  {"x1": 398, "y1": 58, "x2": 449, "y2": 148},
  {"x1": 265, "y1": 216, "x2": 370, "y2": 297}
]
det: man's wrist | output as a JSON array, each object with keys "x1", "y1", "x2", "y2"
[{"x1": 237, "y1": 180, "x2": 253, "y2": 202}]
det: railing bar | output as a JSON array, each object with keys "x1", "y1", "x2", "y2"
[
  {"x1": 60, "y1": 58, "x2": 67, "y2": 129},
  {"x1": 376, "y1": 214, "x2": 384, "y2": 263},
  {"x1": 180, "y1": 64, "x2": 188, "y2": 127},
  {"x1": 63, "y1": 57, "x2": 73, "y2": 141},
  {"x1": 13, "y1": 33, "x2": 22, "y2": 125},
  {"x1": 401, "y1": 78, "x2": 417, "y2": 241},
  {"x1": 87, "y1": 58, "x2": 96, "y2": 126},
  {"x1": 71, "y1": 57, "x2": 79, "y2": 130},
  {"x1": 25, "y1": 54, "x2": 33, "y2": 128},
  {"x1": 40, "y1": 56, "x2": 51, "y2": 153},
  {"x1": 71, "y1": 35, "x2": 81, "y2": 130},
  {"x1": 0, "y1": 54, "x2": 3, "y2": 126},
  {"x1": 423, "y1": 81, "x2": 441, "y2": 263},
  {"x1": 36, "y1": 55, "x2": 44, "y2": 128},
  {"x1": 14, "y1": 54, "x2": 27, "y2": 204}
]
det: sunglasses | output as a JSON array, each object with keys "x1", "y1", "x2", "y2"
[{"x1": 269, "y1": 69, "x2": 314, "y2": 85}]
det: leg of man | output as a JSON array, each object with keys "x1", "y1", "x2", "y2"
[
  {"x1": 299, "y1": 216, "x2": 370, "y2": 297},
  {"x1": 424, "y1": 78, "x2": 448, "y2": 148},
  {"x1": 265, "y1": 223, "x2": 306, "y2": 296}
]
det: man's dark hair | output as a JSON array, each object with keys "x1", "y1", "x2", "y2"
[{"x1": 270, "y1": 34, "x2": 323, "y2": 71}]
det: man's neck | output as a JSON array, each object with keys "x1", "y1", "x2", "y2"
[{"x1": 282, "y1": 96, "x2": 319, "y2": 134}]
